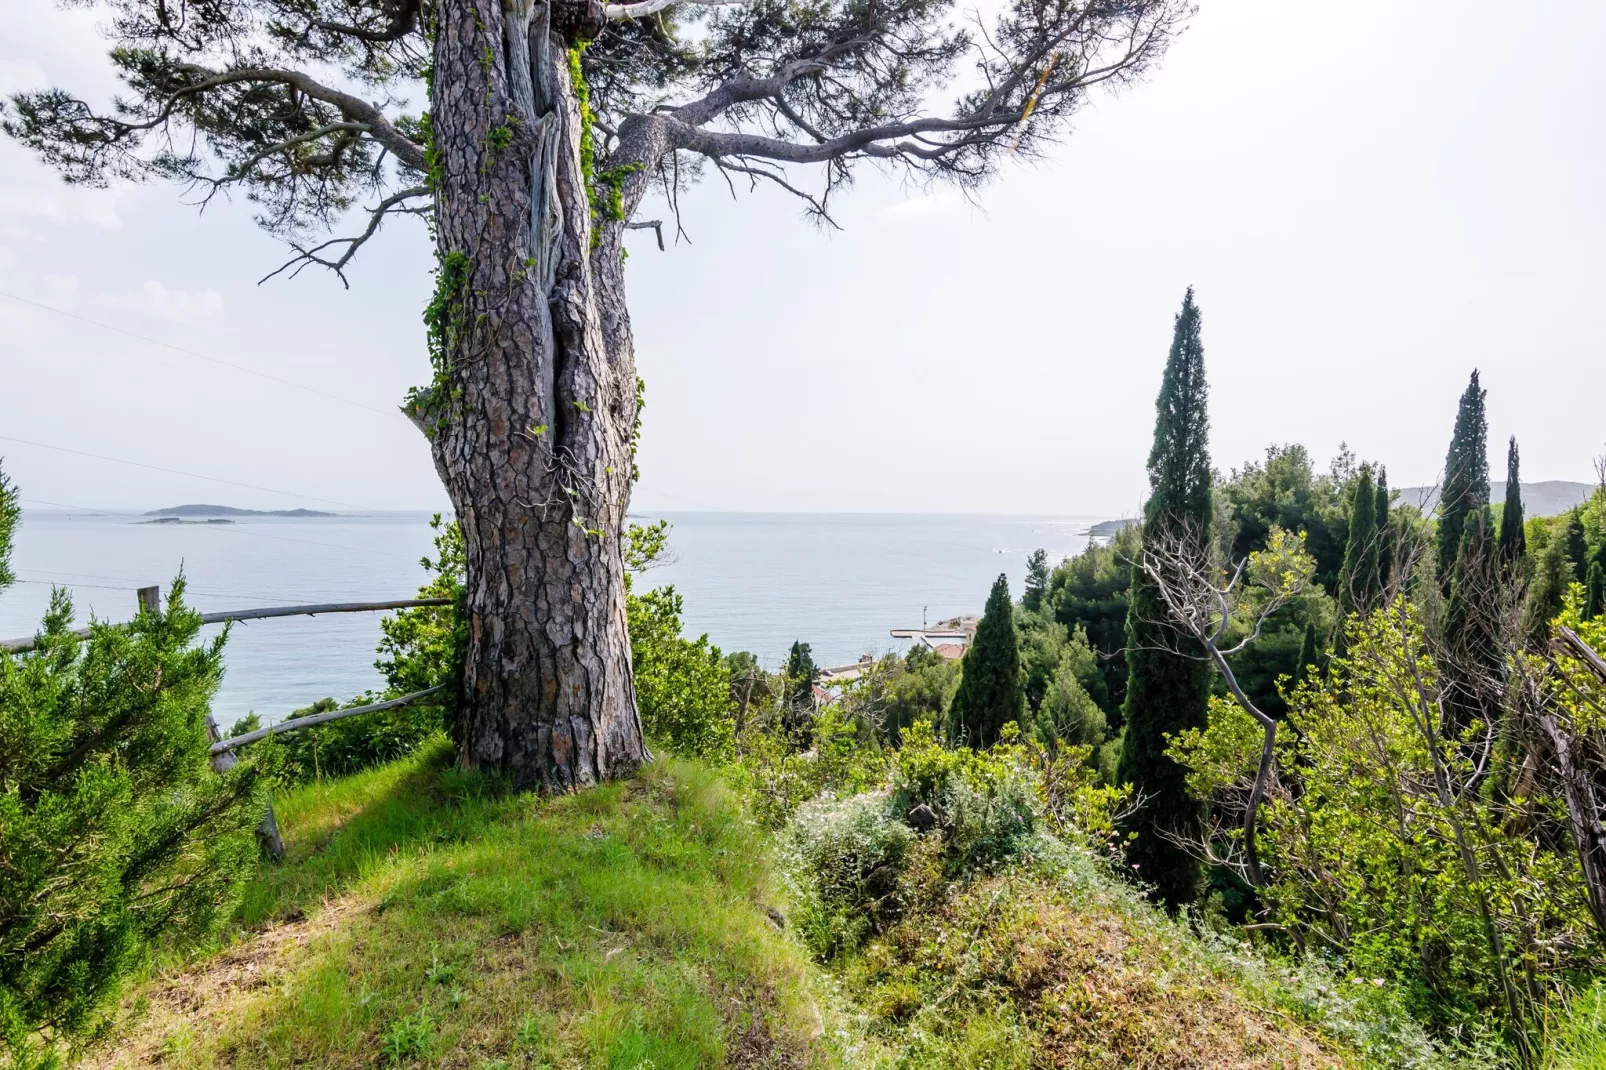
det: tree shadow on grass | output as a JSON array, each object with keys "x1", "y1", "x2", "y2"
[{"x1": 237, "y1": 738, "x2": 517, "y2": 925}]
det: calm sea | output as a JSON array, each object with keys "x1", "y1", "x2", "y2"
[{"x1": 0, "y1": 510, "x2": 1106, "y2": 722}]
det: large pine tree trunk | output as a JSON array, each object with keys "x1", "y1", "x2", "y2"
[{"x1": 423, "y1": 0, "x2": 646, "y2": 790}]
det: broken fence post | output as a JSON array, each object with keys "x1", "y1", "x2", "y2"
[{"x1": 205, "y1": 713, "x2": 285, "y2": 862}]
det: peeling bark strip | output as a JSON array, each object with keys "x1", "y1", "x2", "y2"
[{"x1": 430, "y1": 0, "x2": 645, "y2": 790}]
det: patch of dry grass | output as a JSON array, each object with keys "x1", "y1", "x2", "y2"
[{"x1": 848, "y1": 871, "x2": 1356, "y2": 1069}]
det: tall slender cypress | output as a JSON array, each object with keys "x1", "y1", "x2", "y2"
[
  {"x1": 1563, "y1": 511, "x2": 1590, "y2": 584},
  {"x1": 1443, "y1": 508, "x2": 1499, "y2": 734},
  {"x1": 1438, "y1": 371, "x2": 1490, "y2": 593},
  {"x1": 1338, "y1": 466, "x2": 1379, "y2": 616},
  {"x1": 1498, "y1": 436, "x2": 1526, "y2": 570},
  {"x1": 1118, "y1": 289, "x2": 1214, "y2": 907},
  {"x1": 947, "y1": 573, "x2": 1024, "y2": 748},
  {"x1": 1588, "y1": 562, "x2": 1605, "y2": 622},
  {"x1": 1375, "y1": 465, "x2": 1392, "y2": 593},
  {"x1": 784, "y1": 641, "x2": 818, "y2": 742}
]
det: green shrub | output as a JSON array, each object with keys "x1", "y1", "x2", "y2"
[
  {"x1": 628, "y1": 585, "x2": 735, "y2": 762},
  {"x1": 783, "y1": 793, "x2": 916, "y2": 959},
  {"x1": 0, "y1": 579, "x2": 266, "y2": 1068},
  {"x1": 890, "y1": 721, "x2": 1037, "y2": 872},
  {"x1": 231, "y1": 695, "x2": 445, "y2": 785}
]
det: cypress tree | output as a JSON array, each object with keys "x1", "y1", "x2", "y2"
[
  {"x1": 1527, "y1": 532, "x2": 1570, "y2": 641},
  {"x1": 1375, "y1": 465, "x2": 1392, "y2": 593},
  {"x1": 1338, "y1": 465, "x2": 1380, "y2": 615},
  {"x1": 1563, "y1": 511, "x2": 1590, "y2": 583},
  {"x1": 1022, "y1": 548, "x2": 1050, "y2": 614},
  {"x1": 1498, "y1": 436, "x2": 1526, "y2": 571},
  {"x1": 1117, "y1": 288, "x2": 1214, "y2": 907},
  {"x1": 784, "y1": 641, "x2": 818, "y2": 742},
  {"x1": 1437, "y1": 371, "x2": 1490, "y2": 593},
  {"x1": 947, "y1": 573, "x2": 1024, "y2": 747},
  {"x1": 1443, "y1": 509, "x2": 1500, "y2": 734},
  {"x1": 1588, "y1": 561, "x2": 1605, "y2": 622}
]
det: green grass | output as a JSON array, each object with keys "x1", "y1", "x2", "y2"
[
  {"x1": 92, "y1": 739, "x2": 862, "y2": 1069},
  {"x1": 88, "y1": 739, "x2": 1549, "y2": 1068},
  {"x1": 1546, "y1": 981, "x2": 1606, "y2": 1070}
]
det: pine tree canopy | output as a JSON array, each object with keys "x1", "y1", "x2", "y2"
[
  {"x1": 1499, "y1": 436, "x2": 1526, "y2": 568},
  {"x1": 1023, "y1": 549, "x2": 1050, "y2": 614},
  {"x1": 1528, "y1": 530, "x2": 1571, "y2": 641},
  {"x1": 1437, "y1": 371, "x2": 1490, "y2": 590},
  {"x1": 1118, "y1": 288, "x2": 1215, "y2": 908},
  {"x1": 946, "y1": 573, "x2": 1023, "y2": 749},
  {"x1": 1338, "y1": 465, "x2": 1379, "y2": 615}
]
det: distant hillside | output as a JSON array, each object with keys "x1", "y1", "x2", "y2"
[
  {"x1": 1396, "y1": 481, "x2": 1595, "y2": 519},
  {"x1": 145, "y1": 504, "x2": 336, "y2": 518}
]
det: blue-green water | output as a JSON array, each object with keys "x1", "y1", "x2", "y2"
[{"x1": 0, "y1": 509, "x2": 1107, "y2": 721}]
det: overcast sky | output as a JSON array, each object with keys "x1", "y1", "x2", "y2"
[{"x1": 1, "y1": 0, "x2": 1602, "y2": 516}]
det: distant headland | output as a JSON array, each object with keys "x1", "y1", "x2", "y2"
[{"x1": 144, "y1": 504, "x2": 337, "y2": 518}]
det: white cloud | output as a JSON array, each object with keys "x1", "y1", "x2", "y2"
[{"x1": 96, "y1": 279, "x2": 224, "y2": 322}]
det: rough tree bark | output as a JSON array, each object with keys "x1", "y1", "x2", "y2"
[{"x1": 423, "y1": 0, "x2": 648, "y2": 790}]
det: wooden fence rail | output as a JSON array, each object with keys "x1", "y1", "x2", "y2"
[
  {"x1": 210, "y1": 684, "x2": 449, "y2": 753},
  {"x1": 1, "y1": 596, "x2": 452, "y2": 653}
]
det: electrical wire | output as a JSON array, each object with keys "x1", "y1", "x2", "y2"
[{"x1": 0, "y1": 289, "x2": 402, "y2": 418}]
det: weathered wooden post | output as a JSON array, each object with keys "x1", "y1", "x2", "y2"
[
  {"x1": 206, "y1": 714, "x2": 285, "y2": 862},
  {"x1": 136, "y1": 586, "x2": 160, "y2": 614}
]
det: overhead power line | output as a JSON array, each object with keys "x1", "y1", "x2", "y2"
[
  {"x1": 0, "y1": 434, "x2": 375, "y2": 511},
  {"x1": 0, "y1": 289, "x2": 403, "y2": 418}
]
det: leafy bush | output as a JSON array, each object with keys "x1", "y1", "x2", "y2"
[
  {"x1": 782, "y1": 793, "x2": 917, "y2": 959},
  {"x1": 1171, "y1": 600, "x2": 1599, "y2": 1045},
  {"x1": 1035, "y1": 658, "x2": 1106, "y2": 746},
  {"x1": 628, "y1": 585, "x2": 735, "y2": 762},
  {"x1": 0, "y1": 579, "x2": 266, "y2": 1068},
  {"x1": 889, "y1": 721, "x2": 1041, "y2": 875},
  {"x1": 882, "y1": 644, "x2": 961, "y2": 741}
]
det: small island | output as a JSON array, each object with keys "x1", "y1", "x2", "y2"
[{"x1": 144, "y1": 504, "x2": 336, "y2": 518}]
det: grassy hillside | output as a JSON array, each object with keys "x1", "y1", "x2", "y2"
[
  {"x1": 87, "y1": 739, "x2": 854, "y2": 1069},
  {"x1": 82, "y1": 745, "x2": 1446, "y2": 1069}
]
